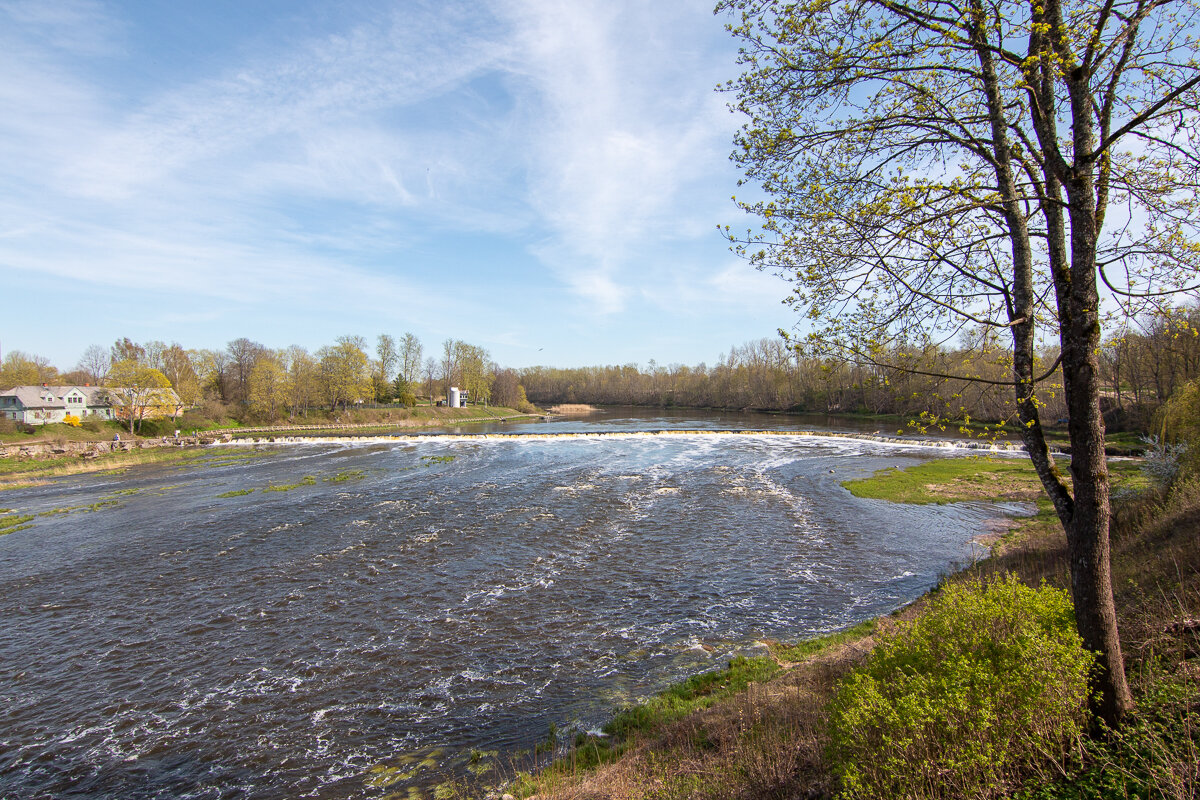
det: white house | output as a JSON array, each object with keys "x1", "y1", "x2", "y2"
[{"x1": 0, "y1": 385, "x2": 118, "y2": 425}]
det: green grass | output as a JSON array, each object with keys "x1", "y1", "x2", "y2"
[
  {"x1": 421, "y1": 455, "x2": 456, "y2": 465},
  {"x1": 0, "y1": 512, "x2": 34, "y2": 535},
  {"x1": 510, "y1": 654, "x2": 783, "y2": 792},
  {"x1": 217, "y1": 488, "x2": 255, "y2": 498},
  {"x1": 262, "y1": 476, "x2": 316, "y2": 492},
  {"x1": 843, "y1": 455, "x2": 1150, "y2": 506},
  {"x1": 767, "y1": 619, "x2": 879, "y2": 663},
  {"x1": 324, "y1": 470, "x2": 366, "y2": 482},
  {"x1": 842, "y1": 456, "x2": 1043, "y2": 504},
  {"x1": 0, "y1": 454, "x2": 82, "y2": 475},
  {"x1": 0, "y1": 421, "x2": 121, "y2": 444},
  {"x1": 604, "y1": 655, "x2": 780, "y2": 740}
]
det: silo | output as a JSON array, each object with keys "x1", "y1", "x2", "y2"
[{"x1": 449, "y1": 387, "x2": 460, "y2": 408}]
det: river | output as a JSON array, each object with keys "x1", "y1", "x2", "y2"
[{"x1": 0, "y1": 410, "x2": 1029, "y2": 798}]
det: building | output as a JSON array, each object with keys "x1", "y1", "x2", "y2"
[
  {"x1": 0, "y1": 385, "x2": 117, "y2": 425},
  {"x1": 0, "y1": 385, "x2": 181, "y2": 425}
]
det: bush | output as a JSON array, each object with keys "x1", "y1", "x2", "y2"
[
  {"x1": 1141, "y1": 435, "x2": 1189, "y2": 490},
  {"x1": 827, "y1": 574, "x2": 1094, "y2": 799}
]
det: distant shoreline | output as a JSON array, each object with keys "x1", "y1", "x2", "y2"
[{"x1": 0, "y1": 409, "x2": 538, "y2": 486}]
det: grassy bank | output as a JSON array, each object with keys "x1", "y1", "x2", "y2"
[
  {"x1": 221, "y1": 406, "x2": 532, "y2": 438},
  {"x1": 0, "y1": 446, "x2": 217, "y2": 489},
  {"x1": 0, "y1": 406, "x2": 531, "y2": 487},
  {"x1": 503, "y1": 456, "x2": 1198, "y2": 800}
]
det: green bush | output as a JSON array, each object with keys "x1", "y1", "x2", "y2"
[
  {"x1": 827, "y1": 574, "x2": 1094, "y2": 799},
  {"x1": 1017, "y1": 665, "x2": 1199, "y2": 800},
  {"x1": 1157, "y1": 378, "x2": 1199, "y2": 478}
]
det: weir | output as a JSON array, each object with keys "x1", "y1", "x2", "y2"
[{"x1": 218, "y1": 427, "x2": 1038, "y2": 453}]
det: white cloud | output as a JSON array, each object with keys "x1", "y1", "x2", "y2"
[
  {"x1": 0, "y1": 1, "x2": 764, "y2": 368},
  {"x1": 493, "y1": 0, "x2": 739, "y2": 311},
  {"x1": 0, "y1": 0, "x2": 124, "y2": 56},
  {"x1": 59, "y1": 7, "x2": 509, "y2": 203}
]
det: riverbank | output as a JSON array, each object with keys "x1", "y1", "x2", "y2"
[
  {"x1": 569, "y1": 405, "x2": 1148, "y2": 456},
  {"x1": 0, "y1": 407, "x2": 535, "y2": 488},
  {"x1": 501, "y1": 456, "x2": 1198, "y2": 800}
]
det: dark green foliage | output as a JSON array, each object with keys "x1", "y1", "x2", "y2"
[
  {"x1": 1017, "y1": 667, "x2": 1199, "y2": 800},
  {"x1": 828, "y1": 574, "x2": 1093, "y2": 799}
]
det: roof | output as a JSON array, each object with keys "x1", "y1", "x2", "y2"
[{"x1": 0, "y1": 385, "x2": 114, "y2": 410}]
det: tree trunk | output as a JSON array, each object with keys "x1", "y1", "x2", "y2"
[
  {"x1": 1050, "y1": 63, "x2": 1133, "y2": 726},
  {"x1": 1060, "y1": 173, "x2": 1133, "y2": 726}
]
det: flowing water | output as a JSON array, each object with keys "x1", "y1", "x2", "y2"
[{"x1": 0, "y1": 411, "x2": 1029, "y2": 798}]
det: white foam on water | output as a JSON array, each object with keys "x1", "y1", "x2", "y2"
[{"x1": 217, "y1": 428, "x2": 1038, "y2": 456}]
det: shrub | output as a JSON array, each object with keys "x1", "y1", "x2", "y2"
[
  {"x1": 1157, "y1": 379, "x2": 1200, "y2": 477},
  {"x1": 63, "y1": 414, "x2": 81, "y2": 427},
  {"x1": 827, "y1": 574, "x2": 1094, "y2": 799},
  {"x1": 1141, "y1": 435, "x2": 1189, "y2": 490}
]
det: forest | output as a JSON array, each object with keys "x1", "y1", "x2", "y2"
[{"x1": 2, "y1": 301, "x2": 1197, "y2": 436}]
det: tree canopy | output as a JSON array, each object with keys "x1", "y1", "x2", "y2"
[{"x1": 719, "y1": 0, "x2": 1200, "y2": 724}]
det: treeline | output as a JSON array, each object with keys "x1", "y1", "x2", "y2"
[
  {"x1": 0, "y1": 333, "x2": 534, "y2": 425},
  {"x1": 520, "y1": 305, "x2": 1200, "y2": 431},
  {"x1": 3, "y1": 303, "x2": 1196, "y2": 429}
]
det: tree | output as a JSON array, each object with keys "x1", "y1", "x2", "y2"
[
  {"x1": 317, "y1": 336, "x2": 372, "y2": 412},
  {"x1": 284, "y1": 346, "x2": 320, "y2": 417},
  {"x1": 226, "y1": 338, "x2": 266, "y2": 405},
  {"x1": 110, "y1": 337, "x2": 145, "y2": 366},
  {"x1": 76, "y1": 344, "x2": 110, "y2": 385},
  {"x1": 160, "y1": 344, "x2": 201, "y2": 408},
  {"x1": 492, "y1": 368, "x2": 522, "y2": 408},
  {"x1": 190, "y1": 349, "x2": 231, "y2": 401},
  {"x1": 392, "y1": 374, "x2": 418, "y2": 406},
  {"x1": 248, "y1": 353, "x2": 289, "y2": 421},
  {"x1": 142, "y1": 340, "x2": 168, "y2": 371},
  {"x1": 720, "y1": 0, "x2": 1200, "y2": 725},
  {"x1": 107, "y1": 360, "x2": 174, "y2": 434},
  {"x1": 458, "y1": 343, "x2": 493, "y2": 407},
  {"x1": 423, "y1": 356, "x2": 438, "y2": 405},
  {"x1": 0, "y1": 350, "x2": 56, "y2": 390},
  {"x1": 441, "y1": 338, "x2": 462, "y2": 398},
  {"x1": 375, "y1": 334, "x2": 399, "y2": 402},
  {"x1": 399, "y1": 332, "x2": 424, "y2": 387}
]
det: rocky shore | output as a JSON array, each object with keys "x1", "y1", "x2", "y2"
[{"x1": 0, "y1": 435, "x2": 218, "y2": 461}]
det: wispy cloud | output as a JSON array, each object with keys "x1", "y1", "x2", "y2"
[
  {"x1": 0, "y1": 0, "x2": 758, "y2": 367},
  {"x1": 495, "y1": 0, "x2": 739, "y2": 311}
]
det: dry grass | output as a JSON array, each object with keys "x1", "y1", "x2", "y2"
[
  {"x1": 0, "y1": 446, "x2": 202, "y2": 487},
  {"x1": 520, "y1": 644, "x2": 870, "y2": 800}
]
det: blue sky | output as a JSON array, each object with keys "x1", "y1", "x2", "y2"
[{"x1": 0, "y1": 0, "x2": 795, "y2": 371}]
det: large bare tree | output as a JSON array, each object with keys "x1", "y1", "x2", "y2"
[{"x1": 720, "y1": 0, "x2": 1200, "y2": 725}]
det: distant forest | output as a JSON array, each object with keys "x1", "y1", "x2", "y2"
[
  {"x1": 2, "y1": 303, "x2": 1197, "y2": 431},
  {"x1": 522, "y1": 306, "x2": 1200, "y2": 433}
]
